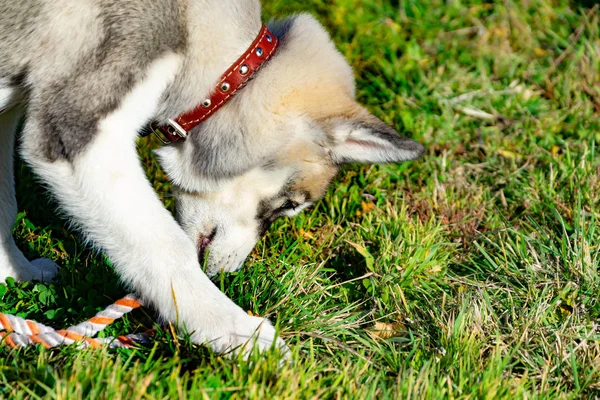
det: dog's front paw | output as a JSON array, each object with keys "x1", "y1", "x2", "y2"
[
  {"x1": 201, "y1": 314, "x2": 289, "y2": 359},
  {"x1": 2, "y1": 257, "x2": 60, "y2": 283},
  {"x1": 28, "y1": 258, "x2": 60, "y2": 282}
]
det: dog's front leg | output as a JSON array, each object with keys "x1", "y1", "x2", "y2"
[
  {"x1": 0, "y1": 105, "x2": 59, "y2": 283},
  {"x1": 21, "y1": 55, "x2": 285, "y2": 356}
]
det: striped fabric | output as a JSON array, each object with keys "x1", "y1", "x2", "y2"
[{"x1": 0, "y1": 294, "x2": 152, "y2": 349}]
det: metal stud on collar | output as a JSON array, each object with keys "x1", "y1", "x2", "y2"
[
  {"x1": 220, "y1": 82, "x2": 231, "y2": 92},
  {"x1": 239, "y1": 64, "x2": 249, "y2": 75},
  {"x1": 201, "y1": 99, "x2": 212, "y2": 108},
  {"x1": 255, "y1": 48, "x2": 264, "y2": 57}
]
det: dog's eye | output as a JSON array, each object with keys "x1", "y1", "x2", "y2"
[
  {"x1": 277, "y1": 200, "x2": 313, "y2": 218},
  {"x1": 280, "y1": 200, "x2": 299, "y2": 211},
  {"x1": 274, "y1": 199, "x2": 300, "y2": 217}
]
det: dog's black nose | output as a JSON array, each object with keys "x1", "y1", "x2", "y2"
[{"x1": 197, "y1": 228, "x2": 217, "y2": 263}]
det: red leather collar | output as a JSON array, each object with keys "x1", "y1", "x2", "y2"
[{"x1": 151, "y1": 24, "x2": 279, "y2": 144}]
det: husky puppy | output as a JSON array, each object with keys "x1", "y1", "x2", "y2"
[{"x1": 0, "y1": 0, "x2": 424, "y2": 355}]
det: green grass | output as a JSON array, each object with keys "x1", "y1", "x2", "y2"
[{"x1": 2, "y1": 0, "x2": 600, "y2": 398}]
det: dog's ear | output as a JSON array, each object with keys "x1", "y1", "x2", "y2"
[{"x1": 327, "y1": 111, "x2": 425, "y2": 164}]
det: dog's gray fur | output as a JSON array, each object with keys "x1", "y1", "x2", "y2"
[
  {"x1": 0, "y1": 0, "x2": 186, "y2": 160},
  {"x1": 0, "y1": 0, "x2": 424, "y2": 356}
]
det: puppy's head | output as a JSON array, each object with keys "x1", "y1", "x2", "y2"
[{"x1": 157, "y1": 14, "x2": 424, "y2": 276}]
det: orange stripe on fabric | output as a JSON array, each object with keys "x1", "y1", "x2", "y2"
[
  {"x1": 2, "y1": 333, "x2": 18, "y2": 349},
  {"x1": 27, "y1": 321, "x2": 40, "y2": 335},
  {"x1": 0, "y1": 313, "x2": 13, "y2": 332},
  {"x1": 29, "y1": 335, "x2": 52, "y2": 349},
  {"x1": 85, "y1": 338, "x2": 102, "y2": 348},
  {"x1": 89, "y1": 317, "x2": 114, "y2": 325},
  {"x1": 117, "y1": 336, "x2": 135, "y2": 347},
  {"x1": 115, "y1": 298, "x2": 142, "y2": 309},
  {"x1": 57, "y1": 330, "x2": 85, "y2": 341}
]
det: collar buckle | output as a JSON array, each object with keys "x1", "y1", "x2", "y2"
[{"x1": 150, "y1": 119, "x2": 188, "y2": 145}]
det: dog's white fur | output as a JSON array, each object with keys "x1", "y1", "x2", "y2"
[
  {"x1": 0, "y1": 86, "x2": 16, "y2": 111},
  {"x1": 18, "y1": 54, "x2": 285, "y2": 354}
]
